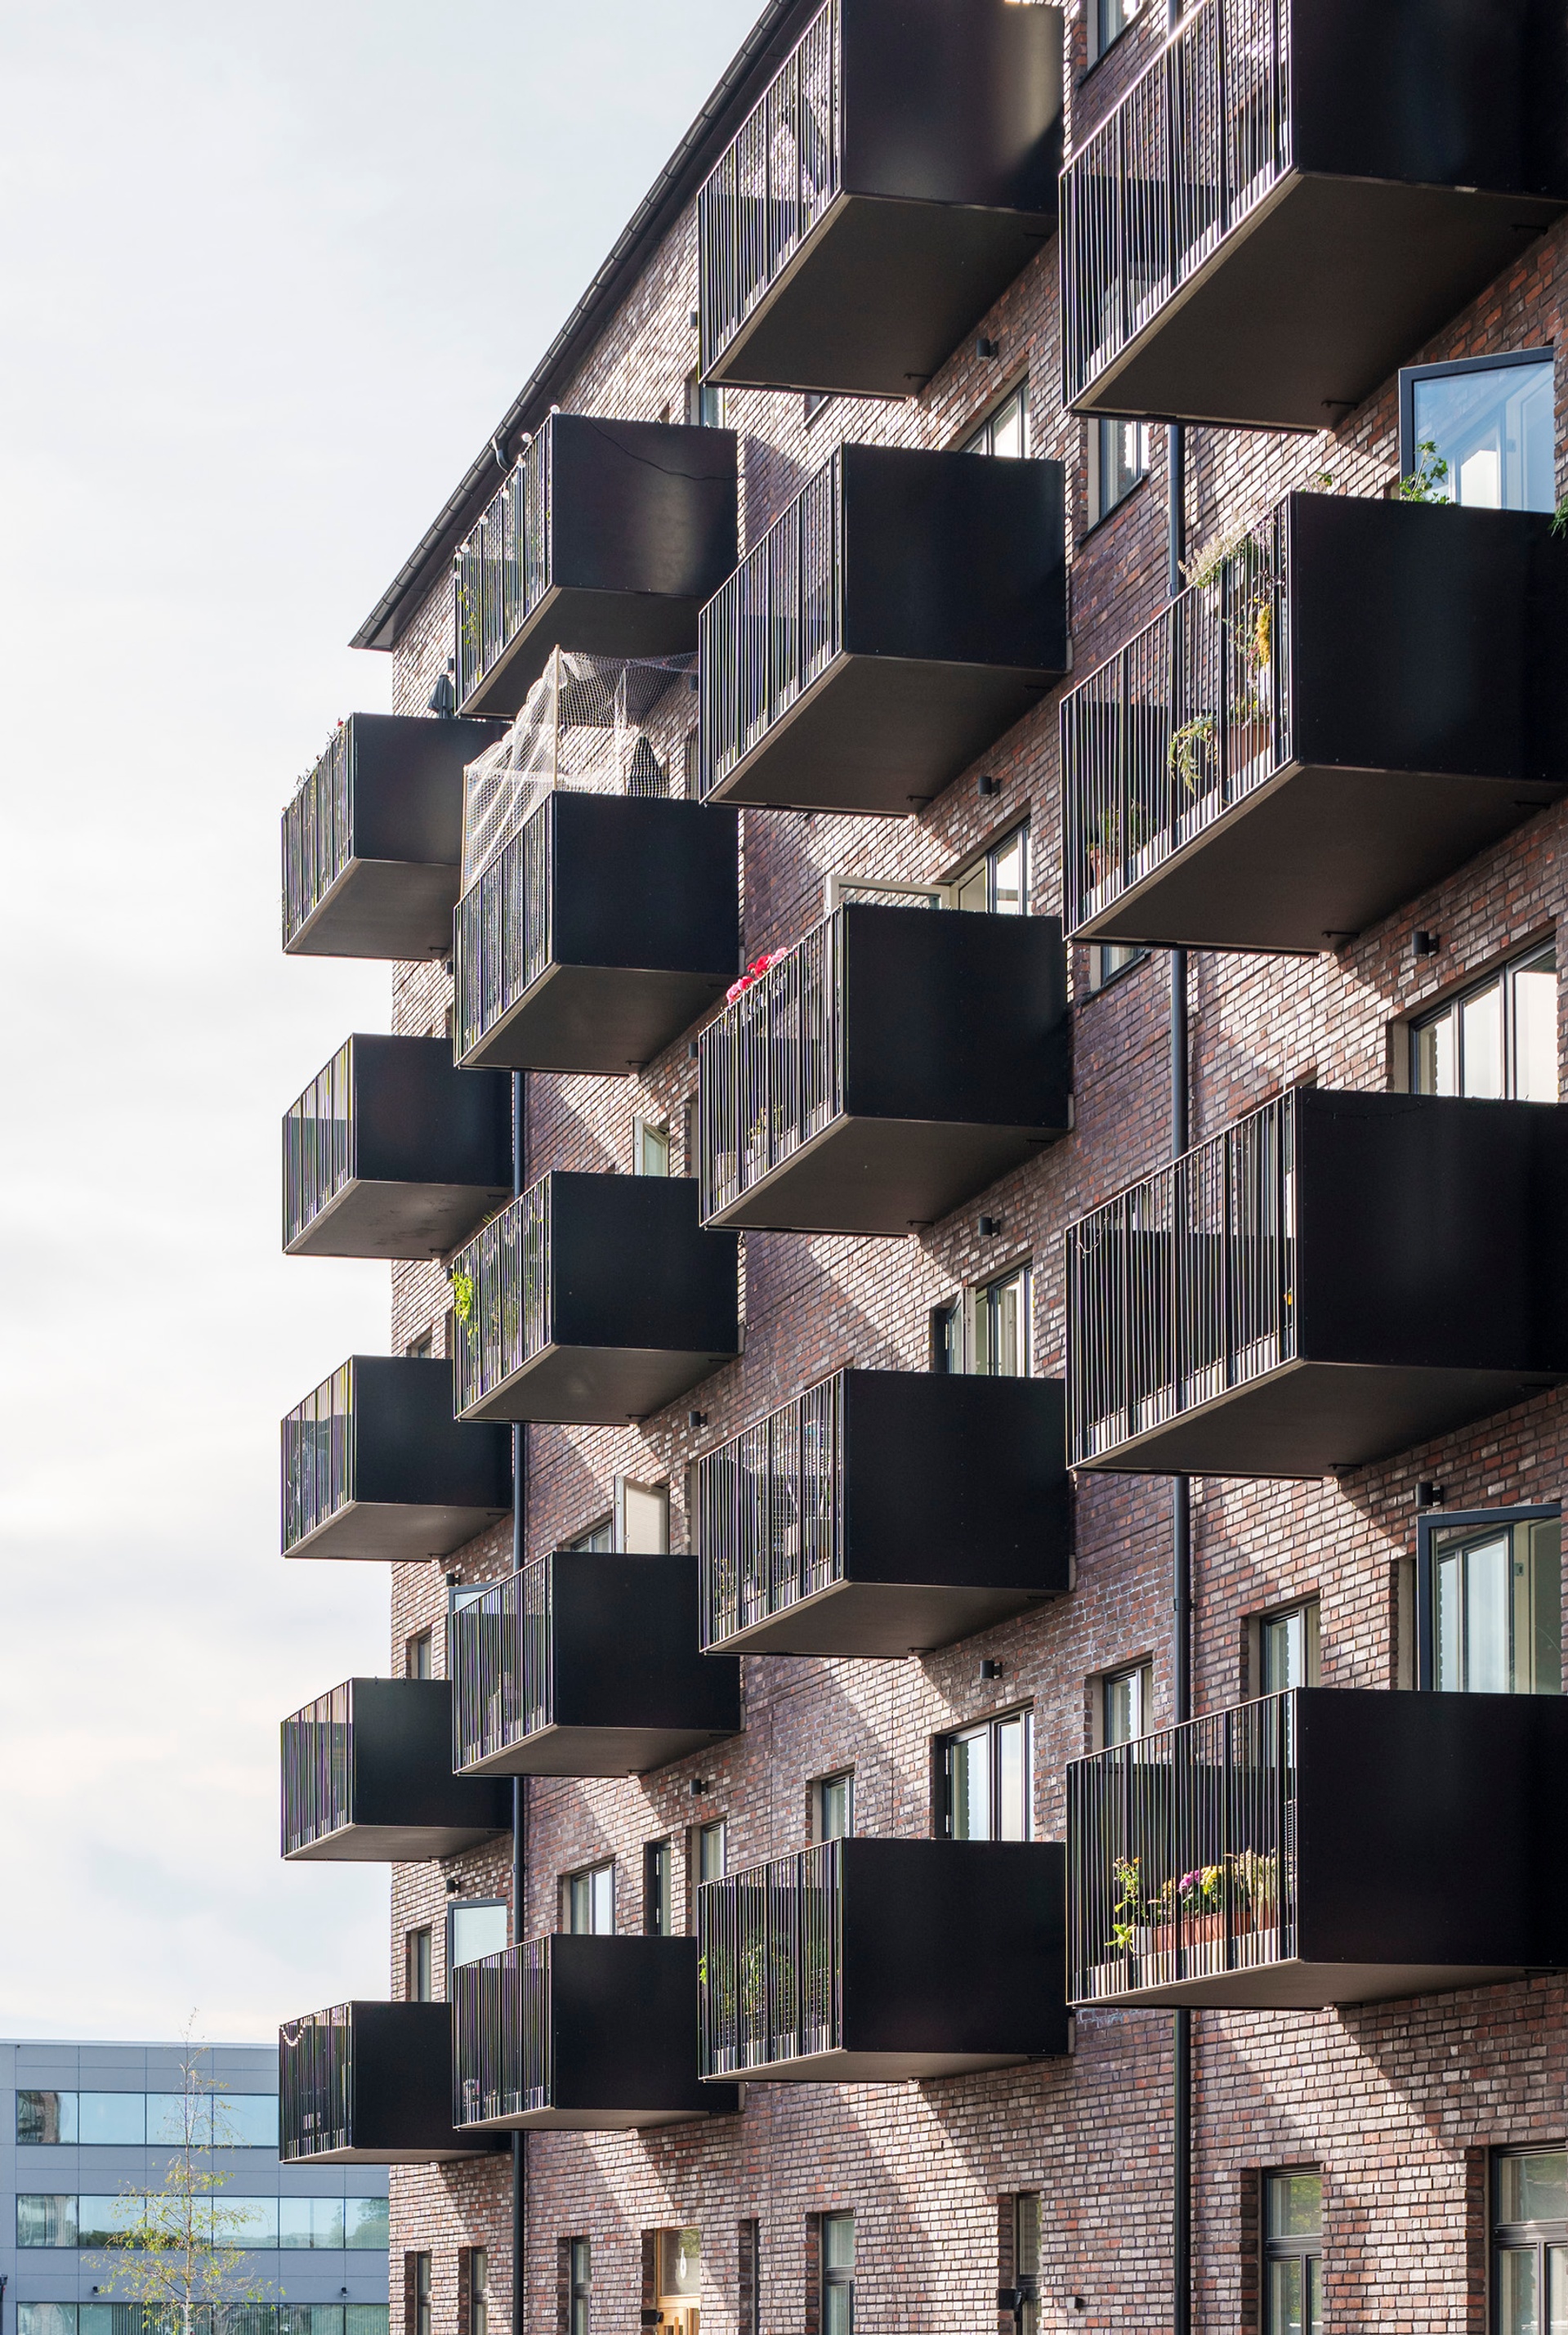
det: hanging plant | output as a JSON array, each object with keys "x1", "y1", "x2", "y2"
[{"x1": 451, "y1": 1270, "x2": 475, "y2": 1325}]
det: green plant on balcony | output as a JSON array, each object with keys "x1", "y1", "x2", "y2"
[
  {"x1": 451, "y1": 1270, "x2": 476, "y2": 1325},
  {"x1": 1397, "y1": 440, "x2": 1451, "y2": 503},
  {"x1": 1168, "y1": 713, "x2": 1217, "y2": 797}
]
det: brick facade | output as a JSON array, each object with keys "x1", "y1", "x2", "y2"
[{"x1": 294, "y1": 0, "x2": 1568, "y2": 2327}]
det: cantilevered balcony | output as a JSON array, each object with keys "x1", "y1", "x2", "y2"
[
  {"x1": 282, "y1": 1036, "x2": 511, "y2": 1259},
  {"x1": 279, "y1": 2003, "x2": 493, "y2": 2163},
  {"x1": 697, "y1": 443, "x2": 1066, "y2": 816},
  {"x1": 1062, "y1": 495, "x2": 1568, "y2": 954},
  {"x1": 454, "y1": 415, "x2": 738, "y2": 718},
  {"x1": 281, "y1": 1679, "x2": 511, "y2": 1861},
  {"x1": 450, "y1": 1173, "x2": 739, "y2": 1427},
  {"x1": 698, "y1": 901, "x2": 1069, "y2": 1233},
  {"x1": 453, "y1": 790, "x2": 739, "y2": 1076},
  {"x1": 1061, "y1": 0, "x2": 1567, "y2": 429},
  {"x1": 697, "y1": 1371, "x2": 1070, "y2": 1657},
  {"x1": 1065, "y1": 1089, "x2": 1568, "y2": 1479},
  {"x1": 449, "y1": 1554, "x2": 741, "y2": 1777},
  {"x1": 282, "y1": 713, "x2": 504, "y2": 960},
  {"x1": 281, "y1": 1356, "x2": 511, "y2": 1562},
  {"x1": 698, "y1": 1838, "x2": 1066, "y2": 2082},
  {"x1": 1068, "y1": 1688, "x2": 1568, "y2": 2010},
  {"x1": 697, "y1": 0, "x2": 1061, "y2": 396},
  {"x1": 451, "y1": 1938, "x2": 737, "y2": 2131}
]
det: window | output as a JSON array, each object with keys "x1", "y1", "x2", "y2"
[
  {"x1": 1495, "y1": 2148, "x2": 1568, "y2": 2335},
  {"x1": 1399, "y1": 351, "x2": 1555, "y2": 512},
  {"x1": 1418, "y1": 1506, "x2": 1562, "y2": 1695},
  {"x1": 404, "y1": 1328, "x2": 434, "y2": 1359},
  {"x1": 1088, "y1": 418, "x2": 1150, "y2": 526},
  {"x1": 405, "y1": 1927, "x2": 432, "y2": 2002},
  {"x1": 449, "y1": 1899, "x2": 507, "y2": 1975},
  {"x1": 469, "y1": 2250, "x2": 489, "y2": 2335},
  {"x1": 820, "y1": 2213, "x2": 855, "y2": 2335},
  {"x1": 280, "y1": 2199, "x2": 346, "y2": 2249},
  {"x1": 405, "y1": 1630, "x2": 432, "y2": 1680},
  {"x1": 1258, "y1": 1600, "x2": 1320, "y2": 1693},
  {"x1": 1101, "y1": 1662, "x2": 1151, "y2": 1746},
  {"x1": 1088, "y1": 0, "x2": 1141, "y2": 62},
  {"x1": 739, "y1": 2221, "x2": 762, "y2": 2335},
  {"x1": 1083, "y1": 943, "x2": 1148, "y2": 995},
  {"x1": 1012, "y1": 2194, "x2": 1040, "y2": 2335},
  {"x1": 942, "y1": 1709, "x2": 1032, "y2": 1840},
  {"x1": 17, "y1": 2197, "x2": 77, "y2": 2248},
  {"x1": 686, "y1": 377, "x2": 722, "y2": 427},
  {"x1": 563, "y1": 1861, "x2": 615, "y2": 1934},
  {"x1": 16, "y1": 2093, "x2": 278, "y2": 2149},
  {"x1": 936, "y1": 1265, "x2": 1032, "y2": 1378},
  {"x1": 634, "y1": 1117, "x2": 670, "y2": 1177},
  {"x1": 804, "y1": 391, "x2": 830, "y2": 425},
  {"x1": 19, "y1": 2315, "x2": 388, "y2": 2335},
  {"x1": 683, "y1": 729, "x2": 700, "y2": 798},
  {"x1": 951, "y1": 826, "x2": 1027, "y2": 917},
  {"x1": 657, "y1": 2229, "x2": 702, "y2": 2330},
  {"x1": 565, "y1": 1517, "x2": 614, "y2": 1554},
  {"x1": 811, "y1": 1770, "x2": 854, "y2": 1841},
  {"x1": 963, "y1": 382, "x2": 1029, "y2": 458},
  {"x1": 348, "y1": 2196, "x2": 391, "y2": 2250},
  {"x1": 1410, "y1": 943, "x2": 1557, "y2": 1102},
  {"x1": 569, "y1": 2239, "x2": 592, "y2": 2335},
  {"x1": 1262, "y1": 2172, "x2": 1322, "y2": 2335},
  {"x1": 411, "y1": 2253, "x2": 432, "y2": 2335},
  {"x1": 614, "y1": 1475, "x2": 670, "y2": 1553},
  {"x1": 696, "y1": 1818, "x2": 727, "y2": 1883},
  {"x1": 645, "y1": 1839, "x2": 675, "y2": 1935}
]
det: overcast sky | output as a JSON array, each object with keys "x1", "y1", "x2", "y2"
[{"x1": 0, "y1": 0, "x2": 757, "y2": 2044}]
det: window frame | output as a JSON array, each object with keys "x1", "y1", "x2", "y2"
[
  {"x1": 1087, "y1": 0, "x2": 1143, "y2": 66},
  {"x1": 820, "y1": 2212, "x2": 855, "y2": 2335},
  {"x1": 561, "y1": 1860, "x2": 616, "y2": 1935},
  {"x1": 937, "y1": 1261, "x2": 1034, "y2": 1378},
  {"x1": 405, "y1": 1926, "x2": 433, "y2": 2003},
  {"x1": 1493, "y1": 2144, "x2": 1568, "y2": 2335},
  {"x1": 1100, "y1": 1660, "x2": 1153, "y2": 1747},
  {"x1": 1261, "y1": 2170, "x2": 1323, "y2": 2335},
  {"x1": 1256, "y1": 1598, "x2": 1321, "y2": 1696},
  {"x1": 961, "y1": 380, "x2": 1030, "y2": 459},
  {"x1": 1414, "y1": 1502, "x2": 1562, "y2": 1693},
  {"x1": 447, "y1": 1896, "x2": 508, "y2": 1984},
  {"x1": 569, "y1": 2238, "x2": 592, "y2": 2335},
  {"x1": 645, "y1": 1838, "x2": 675, "y2": 1936},
  {"x1": 945, "y1": 823, "x2": 1030, "y2": 917},
  {"x1": 633, "y1": 1116, "x2": 671, "y2": 1178},
  {"x1": 810, "y1": 1769, "x2": 855, "y2": 1841},
  {"x1": 1085, "y1": 417, "x2": 1151, "y2": 531},
  {"x1": 1082, "y1": 942, "x2": 1149, "y2": 998},
  {"x1": 938, "y1": 1706, "x2": 1034, "y2": 1841},
  {"x1": 404, "y1": 1630, "x2": 432, "y2": 1680},
  {"x1": 695, "y1": 1817, "x2": 727, "y2": 1885},
  {"x1": 1405, "y1": 938, "x2": 1558, "y2": 1103},
  {"x1": 412, "y1": 2252, "x2": 433, "y2": 2335},
  {"x1": 1397, "y1": 348, "x2": 1555, "y2": 493}
]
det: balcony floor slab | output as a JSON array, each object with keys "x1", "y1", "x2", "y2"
[
  {"x1": 284, "y1": 1821, "x2": 507, "y2": 1862},
  {"x1": 458, "y1": 1721, "x2": 740, "y2": 1778},
  {"x1": 285, "y1": 2142, "x2": 494, "y2": 2164},
  {"x1": 459, "y1": 585, "x2": 707, "y2": 722},
  {"x1": 1074, "y1": 172, "x2": 1564, "y2": 432},
  {"x1": 459, "y1": 962, "x2": 730, "y2": 1077},
  {"x1": 706, "y1": 651, "x2": 1055, "y2": 817},
  {"x1": 460, "y1": 1342, "x2": 738, "y2": 1427},
  {"x1": 460, "y1": 2104, "x2": 717, "y2": 2132},
  {"x1": 1073, "y1": 758, "x2": 1565, "y2": 955},
  {"x1": 1075, "y1": 1356, "x2": 1567, "y2": 1479},
  {"x1": 286, "y1": 1498, "x2": 511, "y2": 1563},
  {"x1": 707, "y1": 1112, "x2": 1062, "y2": 1235},
  {"x1": 708, "y1": 1576, "x2": 1055, "y2": 1658},
  {"x1": 287, "y1": 859, "x2": 459, "y2": 961},
  {"x1": 1073, "y1": 1957, "x2": 1534, "y2": 2011},
  {"x1": 702, "y1": 2046, "x2": 1034, "y2": 2083},
  {"x1": 285, "y1": 1177, "x2": 510, "y2": 1261},
  {"x1": 706, "y1": 191, "x2": 1056, "y2": 398}
]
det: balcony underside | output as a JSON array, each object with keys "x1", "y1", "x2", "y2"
[
  {"x1": 710, "y1": 1577, "x2": 1054, "y2": 1658},
  {"x1": 1076, "y1": 1356, "x2": 1567, "y2": 1479},
  {"x1": 707, "y1": 1113, "x2": 1063, "y2": 1234},
  {"x1": 1074, "y1": 759, "x2": 1565, "y2": 955},
  {"x1": 459, "y1": 586, "x2": 706, "y2": 722},
  {"x1": 284, "y1": 1820, "x2": 505, "y2": 1862},
  {"x1": 459, "y1": 1720, "x2": 739, "y2": 1778},
  {"x1": 704, "y1": 2046, "x2": 1032, "y2": 2083},
  {"x1": 286, "y1": 860, "x2": 458, "y2": 962},
  {"x1": 708, "y1": 652, "x2": 1053, "y2": 816},
  {"x1": 286, "y1": 1497, "x2": 511, "y2": 1563},
  {"x1": 284, "y1": 1178, "x2": 509, "y2": 1261},
  {"x1": 461, "y1": 2102, "x2": 714, "y2": 2132},
  {"x1": 1074, "y1": 1954, "x2": 1533, "y2": 2011},
  {"x1": 460, "y1": 1343, "x2": 736, "y2": 1427},
  {"x1": 706, "y1": 192, "x2": 1055, "y2": 396},
  {"x1": 288, "y1": 2140, "x2": 491, "y2": 2164},
  {"x1": 1074, "y1": 172, "x2": 1564, "y2": 431},
  {"x1": 459, "y1": 963, "x2": 731, "y2": 1077}
]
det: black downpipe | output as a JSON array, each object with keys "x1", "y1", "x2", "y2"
[{"x1": 510, "y1": 1072, "x2": 527, "y2": 2335}]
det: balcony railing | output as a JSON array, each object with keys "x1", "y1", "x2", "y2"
[
  {"x1": 1062, "y1": 503, "x2": 1289, "y2": 936},
  {"x1": 453, "y1": 1943, "x2": 549, "y2": 2123},
  {"x1": 698, "y1": 0, "x2": 841, "y2": 382},
  {"x1": 449, "y1": 1568, "x2": 550, "y2": 1774},
  {"x1": 699, "y1": 454, "x2": 842, "y2": 803},
  {"x1": 283, "y1": 726, "x2": 351, "y2": 950},
  {"x1": 455, "y1": 432, "x2": 552, "y2": 712},
  {"x1": 697, "y1": 1378, "x2": 842, "y2": 1648},
  {"x1": 284, "y1": 1043, "x2": 351, "y2": 1251},
  {"x1": 451, "y1": 1183, "x2": 550, "y2": 1419},
  {"x1": 1065, "y1": 1092, "x2": 1294, "y2": 1466},
  {"x1": 1061, "y1": 0, "x2": 1290, "y2": 409},
  {"x1": 282, "y1": 1363, "x2": 353, "y2": 1555},
  {"x1": 698, "y1": 1841, "x2": 842, "y2": 2076},
  {"x1": 697, "y1": 916, "x2": 842, "y2": 1217},
  {"x1": 279, "y1": 2006, "x2": 352, "y2": 2159},
  {"x1": 281, "y1": 1683, "x2": 350, "y2": 1856},
  {"x1": 1067, "y1": 1692, "x2": 1298, "y2": 2003}
]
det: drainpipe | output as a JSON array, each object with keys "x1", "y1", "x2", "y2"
[
  {"x1": 1168, "y1": 383, "x2": 1194, "y2": 2335},
  {"x1": 511, "y1": 1071, "x2": 527, "y2": 2335}
]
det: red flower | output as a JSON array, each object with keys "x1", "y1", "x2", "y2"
[{"x1": 725, "y1": 946, "x2": 791, "y2": 1005}]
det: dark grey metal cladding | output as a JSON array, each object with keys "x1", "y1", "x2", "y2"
[
  {"x1": 1077, "y1": 497, "x2": 1568, "y2": 955},
  {"x1": 284, "y1": 714, "x2": 506, "y2": 961},
  {"x1": 707, "y1": 0, "x2": 1061, "y2": 396},
  {"x1": 544, "y1": 1937, "x2": 739, "y2": 2127},
  {"x1": 462, "y1": 416, "x2": 739, "y2": 718},
  {"x1": 283, "y1": 1679, "x2": 511, "y2": 1862},
  {"x1": 284, "y1": 1036, "x2": 513, "y2": 1259},
  {"x1": 285, "y1": 1357, "x2": 512, "y2": 1560},
  {"x1": 459, "y1": 794, "x2": 741, "y2": 1076},
  {"x1": 1068, "y1": 0, "x2": 1567, "y2": 428},
  {"x1": 339, "y1": 2004, "x2": 496, "y2": 2162},
  {"x1": 708, "y1": 444, "x2": 1066, "y2": 816}
]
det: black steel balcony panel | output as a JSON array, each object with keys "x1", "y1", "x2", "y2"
[
  {"x1": 282, "y1": 714, "x2": 506, "y2": 961},
  {"x1": 701, "y1": 0, "x2": 1061, "y2": 396},
  {"x1": 458, "y1": 417, "x2": 739, "y2": 719},
  {"x1": 1068, "y1": 497, "x2": 1568, "y2": 955},
  {"x1": 283, "y1": 1036, "x2": 512, "y2": 1260},
  {"x1": 281, "y1": 1679, "x2": 511, "y2": 1863},
  {"x1": 1069, "y1": 1689, "x2": 1568, "y2": 2011},
  {"x1": 282, "y1": 1356, "x2": 511, "y2": 1562},
  {"x1": 279, "y1": 2003, "x2": 492, "y2": 2163},
  {"x1": 711, "y1": 1116, "x2": 1068, "y2": 1236},
  {"x1": 454, "y1": 794, "x2": 740, "y2": 1076}
]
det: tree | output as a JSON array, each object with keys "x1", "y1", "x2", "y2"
[{"x1": 103, "y1": 2030, "x2": 276, "y2": 2335}]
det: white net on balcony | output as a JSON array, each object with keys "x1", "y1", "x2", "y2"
[{"x1": 461, "y1": 646, "x2": 694, "y2": 889}]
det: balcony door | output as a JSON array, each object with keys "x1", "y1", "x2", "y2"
[{"x1": 1416, "y1": 1507, "x2": 1561, "y2": 1694}]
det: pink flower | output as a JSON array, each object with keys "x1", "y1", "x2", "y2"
[{"x1": 724, "y1": 946, "x2": 791, "y2": 1005}]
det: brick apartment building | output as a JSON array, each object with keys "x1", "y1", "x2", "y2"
[{"x1": 272, "y1": 2, "x2": 1568, "y2": 2332}]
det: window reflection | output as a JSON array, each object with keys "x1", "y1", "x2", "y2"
[
  {"x1": 1432, "y1": 1517, "x2": 1561, "y2": 1695},
  {"x1": 1409, "y1": 358, "x2": 1555, "y2": 512},
  {"x1": 1411, "y1": 946, "x2": 1557, "y2": 1102}
]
